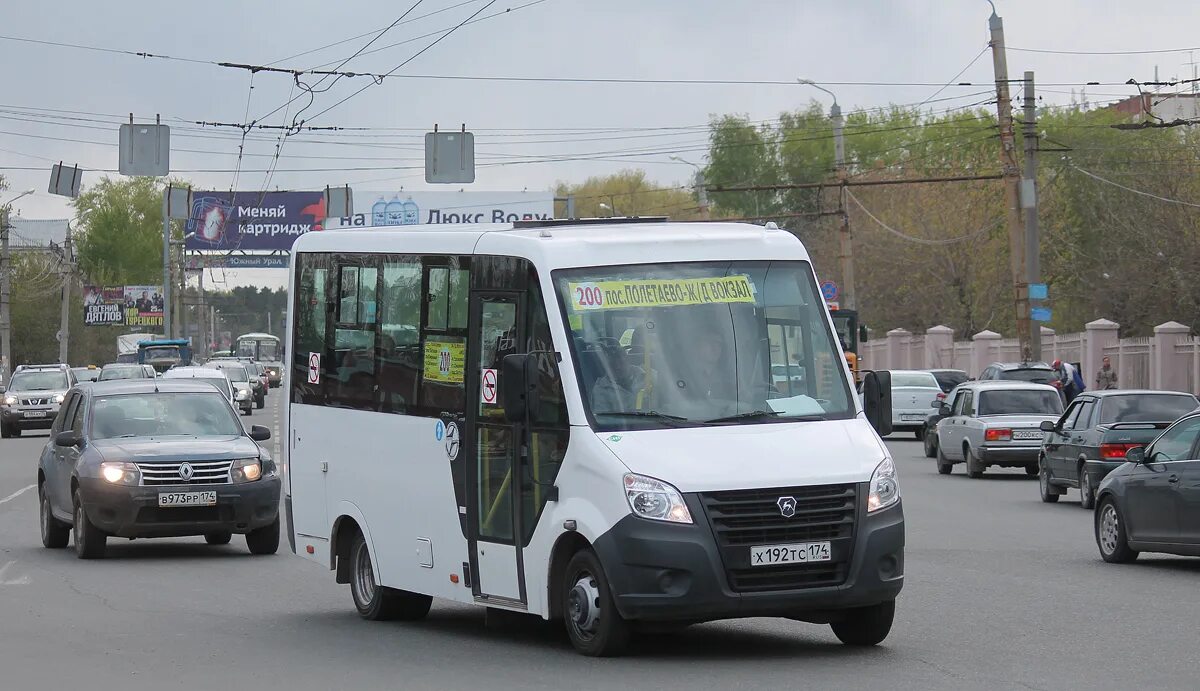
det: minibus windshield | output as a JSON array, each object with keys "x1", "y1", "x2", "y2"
[{"x1": 555, "y1": 261, "x2": 854, "y2": 431}]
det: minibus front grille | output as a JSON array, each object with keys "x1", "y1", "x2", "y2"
[{"x1": 699, "y1": 483, "x2": 858, "y2": 593}]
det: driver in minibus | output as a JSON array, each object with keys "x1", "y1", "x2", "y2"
[{"x1": 591, "y1": 341, "x2": 645, "y2": 413}]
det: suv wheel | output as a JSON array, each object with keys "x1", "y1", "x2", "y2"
[
  {"x1": 40, "y1": 485, "x2": 70, "y2": 548},
  {"x1": 245, "y1": 517, "x2": 280, "y2": 555},
  {"x1": 73, "y1": 489, "x2": 107, "y2": 559}
]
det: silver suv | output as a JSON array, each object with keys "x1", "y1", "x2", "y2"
[{"x1": 1, "y1": 364, "x2": 76, "y2": 438}]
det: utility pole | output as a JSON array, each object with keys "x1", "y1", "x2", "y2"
[
  {"x1": 989, "y1": 8, "x2": 1031, "y2": 360},
  {"x1": 831, "y1": 101, "x2": 855, "y2": 310},
  {"x1": 162, "y1": 191, "x2": 172, "y2": 340},
  {"x1": 197, "y1": 266, "x2": 206, "y2": 360},
  {"x1": 0, "y1": 208, "x2": 10, "y2": 383},
  {"x1": 1023, "y1": 71, "x2": 1042, "y2": 361},
  {"x1": 59, "y1": 228, "x2": 74, "y2": 364}
]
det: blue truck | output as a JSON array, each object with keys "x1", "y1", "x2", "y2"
[{"x1": 136, "y1": 339, "x2": 193, "y2": 373}]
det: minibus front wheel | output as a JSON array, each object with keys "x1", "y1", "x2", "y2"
[
  {"x1": 830, "y1": 599, "x2": 896, "y2": 646},
  {"x1": 562, "y1": 549, "x2": 630, "y2": 657}
]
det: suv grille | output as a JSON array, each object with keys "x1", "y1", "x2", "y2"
[
  {"x1": 699, "y1": 483, "x2": 858, "y2": 593},
  {"x1": 19, "y1": 398, "x2": 50, "y2": 406},
  {"x1": 136, "y1": 460, "x2": 233, "y2": 486}
]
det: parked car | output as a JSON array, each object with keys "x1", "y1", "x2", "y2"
[
  {"x1": 36, "y1": 379, "x2": 279, "y2": 559},
  {"x1": 1094, "y1": 411, "x2": 1200, "y2": 563},
  {"x1": 1, "y1": 364, "x2": 76, "y2": 438},
  {"x1": 1038, "y1": 390, "x2": 1200, "y2": 508},
  {"x1": 71, "y1": 366, "x2": 100, "y2": 383},
  {"x1": 162, "y1": 366, "x2": 236, "y2": 409},
  {"x1": 934, "y1": 381, "x2": 1064, "y2": 477},
  {"x1": 98, "y1": 363, "x2": 156, "y2": 381},
  {"x1": 928, "y1": 368, "x2": 969, "y2": 394},
  {"x1": 887, "y1": 370, "x2": 943, "y2": 438},
  {"x1": 205, "y1": 362, "x2": 254, "y2": 415},
  {"x1": 977, "y1": 361, "x2": 1058, "y2": 385}
]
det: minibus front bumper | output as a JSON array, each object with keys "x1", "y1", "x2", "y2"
[{"x1": 592, "y1": 491, "x2": 903, "y2": 623}]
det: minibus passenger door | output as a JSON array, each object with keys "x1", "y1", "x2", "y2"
[{"x1": 464, "y1": 291, "x2": 528, "y2": 604}]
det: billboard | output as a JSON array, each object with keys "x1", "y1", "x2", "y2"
[
  {"x1": 327, "y1": 190, "x2": 554, "y2": 228},
  {"x1": 184, "y1": 191, "x2": 326, "y2": 252},
  {"x1": 83, "y1": 286, "x2": 164, "y2": 327}
]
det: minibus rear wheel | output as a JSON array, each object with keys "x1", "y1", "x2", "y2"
[
  {"x1": 348, "y1": 532, "x2": 432, "y2": 621},
  {"x1": 562, "y1": 549, "x2": 629, "y2": 657},
  {"x1": 830, "y1": 599, "x2": 895, "y2": 646}
]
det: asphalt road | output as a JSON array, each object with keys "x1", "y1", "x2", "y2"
[{"x1": 2, "y1": 401, "x2": 1198, "y2": 690}]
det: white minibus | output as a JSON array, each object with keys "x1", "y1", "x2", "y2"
[{"x1": 284, "y1": 218, "x2": 899, "y2": 656}]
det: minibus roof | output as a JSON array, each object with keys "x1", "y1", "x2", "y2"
[{"x1": 293, "y1": 221, "x2": 811, "y2": 269}]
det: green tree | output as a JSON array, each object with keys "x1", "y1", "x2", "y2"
[
  {"x1": 72, "y1": 176, "x2": 187, "y2": 285},
  {"x1": 554, "y1": 169, "x2": 701, "y2": 219}
]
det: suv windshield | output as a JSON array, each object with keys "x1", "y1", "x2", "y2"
[
  {"x1": 977, "y1": 389, "x2": 1063, "y2": 416},
  {"x1": 212, "y1": 364, "x2": 248, "y2": 382},
  {"x1": 91, "y1": 392, "x2": 243, "y2": 439},
  {"x1": 9, "y1": 371, "x2": 68, "y2": 391},
  {"x1": 554, "y1": 260, "x2": 853, "y2": 430},
  {"x1": 1100, "y1": 394, "x2": 1198, "y2": 424},
  {"x1": 999, "y1": 368, "x2": 1055, "y2": 385}
]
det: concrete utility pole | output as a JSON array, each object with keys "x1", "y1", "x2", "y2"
[
  {"x1": 799, "y1": 79, "x2": 853, "y2": 310},
  {"x1": 162, "y1": 191, "x2": 172, "y2": 340},
  {"x1": 59, "y1": 227, "x2": 74, "y2": 364},
  {"x1": 988, "y1": 9, "x2": 1031, "y2": 360},
  {"x1": 1023, "y1": 71, "x2": 1042, "y2": 361}
]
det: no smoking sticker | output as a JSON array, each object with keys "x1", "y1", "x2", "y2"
[
  {"x1": 307, "y1": 352, "x2": 321, "y2": 384},
  {"x1": 481, "y1": 368, "x2": 498, "y2": 405}
]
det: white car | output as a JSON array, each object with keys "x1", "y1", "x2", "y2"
[
  {"x1": 162, "y1": 366, "x2": 236, "y2": 409},
  {"x1": 888, "y1": 370, "x2": 943, "y2": 439}
]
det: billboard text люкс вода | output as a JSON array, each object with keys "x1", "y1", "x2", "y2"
[
  {"x1": 184, "y1": 191, "x2": 326, "y2": 251},
  {"x1": 326, "y1": 190, "x2": 554, "y2": 228},
  {"x1": 83, "y1": 286, "x2": 164, "y2": 327}
]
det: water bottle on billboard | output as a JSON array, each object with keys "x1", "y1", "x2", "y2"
[
  {"x1": 385, "y1": 196, "x2": 404, "y2": 225},
  {"x1": 371, "y1": 197, "x2": 387, "y2": 226},
  {"x1": 402, "y1": 197, "x2": 419, "y2": 225}
]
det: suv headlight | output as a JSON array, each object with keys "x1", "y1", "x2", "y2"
[
  {"x1": 235, "y1": 389, "x2": 249, "y2": 400},
  {"x1": 54, "y1": 394, "x2": 65, "y2": 404},
  {"x1": 623, "y1": 473, "x2": 692, "y2": 524},
  {"x1": 3, "y1": 395, "x2": 15, "y2": 406},
  {"x1": 100, "y1": 461, "x2": 140, "y2": 486},
  {"x1": 230, "y1": 458, "x2": 262, "y2": 483},
  {"x1": 868, "y1": 457, "x2": 900, "y2": 512}
]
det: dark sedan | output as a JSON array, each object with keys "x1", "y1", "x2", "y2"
[
  {"x1": 36, "y1": 379, "x2": 281, "y2": 559},
  {"x1": 1039, "y1": 390, "x2": 1198, "y2": 508},
  {"x1": 1094, "y1": 412, "x2": 1200, "y2": 562}
]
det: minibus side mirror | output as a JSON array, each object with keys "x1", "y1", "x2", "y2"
[
  {"x1": 861, "y1": 370, "x2": 893, "y2": 436},
  {"x1": 501, "y1": 354, "x2": 530, "y2": 423}
]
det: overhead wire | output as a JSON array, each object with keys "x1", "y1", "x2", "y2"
[
  {"x1": 847, "y1": 189, "x2": 1003, "y2": 246},
  {"x1": 1069, "y1": 165, "x2": 1200, "y2": 209}
]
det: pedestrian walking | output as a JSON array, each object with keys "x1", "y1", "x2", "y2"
[{"x1": 1095, "y1": 356, "x2": 1118, "y2": 390}]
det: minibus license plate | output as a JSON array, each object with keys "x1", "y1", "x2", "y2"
[
  {"x1": 750, "y1": 541, "x2": 831, "y2": 566},
  {"x1": 158, "y1": 491, "x2": 217, "y2": 507}
]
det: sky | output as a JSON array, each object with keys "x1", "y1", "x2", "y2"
[{"x1": 3, "y1": 0, "x2": 1200, "y2": 286}]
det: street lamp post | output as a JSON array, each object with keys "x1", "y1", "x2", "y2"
[
  {"x1": 1, "y1": 189, "x2": 35, "y2": 383},
  {"x1": 669, "y1": 155, "x2": 710, "y2": 220},
  {"x1": 798, "y1": 79, "x2": 854, "y2": 310}
]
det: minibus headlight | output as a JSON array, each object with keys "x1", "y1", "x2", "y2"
[
  {"x1": 623, "y1": 473, "x2": 692, "y2": 524},
  {"x1": 868, "y1": 457, "x2": 900, "y2": 513},
  {"x1": 99, "y1": 461, "x2": 140, "y2": 486}
]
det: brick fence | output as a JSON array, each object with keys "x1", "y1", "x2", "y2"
[{"x1": 858, "y1": 319, "x2": 1200, "y2": 393}]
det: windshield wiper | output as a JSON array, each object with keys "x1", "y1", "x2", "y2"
[
  {"x1": 705, "y1": 410, "x2": 826, "y2": 424},
  {"x1": 598, "y1": 411, "x2": 691, "y2": 425}
]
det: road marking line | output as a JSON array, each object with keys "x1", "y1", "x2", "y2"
[
  {"x1": 0, "y1": 484, "x2": 35, "y2": 506},
  {"x1": 0, "y1": 560, "x2": 30, "y2": 585}
]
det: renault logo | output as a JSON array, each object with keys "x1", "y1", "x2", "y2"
[
  {"x1": 178, "y1": 463, "x2": 194, "y2": 481},
  {"x1": 777, "y1": 496, "x2": 797, "y2": 518}
]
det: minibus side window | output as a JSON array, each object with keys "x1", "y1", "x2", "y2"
[
  {"x1": 292, "y1": 253, "x2": 331, "y2": 406},
  {"x1": 419, "y1": 256, "x2": 470, "y2": 413},
  {"x1": 331, "y1": 257, "x2": 379, "y2": 410},
  {"x1": 378, "y1": 257, "x2": 423, "y2": 413},
  {"x1": 522, "y1": 274, "x2": 569, "y2": 545}
]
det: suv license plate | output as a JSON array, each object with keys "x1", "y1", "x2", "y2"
[
  {"x1": 1012, "y1": 430, "x2": 1042, "y2": 440},
  {"x1": 23, "y1": 411, "x2": 47, "y2": 418},
  {"x1": 750, "y1": 541, "x2": 832, "y2": 566},
  {"x1": 158, "y1": 491, "x2": 217, "y2": 507}
]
